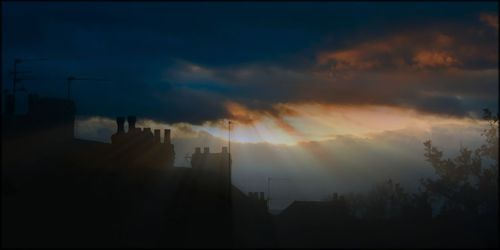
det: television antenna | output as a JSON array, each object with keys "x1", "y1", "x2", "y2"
[
  {"x1": 8, "y1": 58, "x2": 48, "y2": 113},
  {"x1": 184, "y1": 153, "x2": 192, "y2": 166}
]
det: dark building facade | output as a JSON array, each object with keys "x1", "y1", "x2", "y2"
[
  {"x1": 2, "y1": 93, "x2": 275, "y2": 248},
  {"x1": 110, "y1": 116, "x2": 175, "y2": 170},
  {"x1": 3, "y1": 94, "x2": 76, "y2": 143}
]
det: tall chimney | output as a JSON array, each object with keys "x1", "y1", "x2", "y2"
[
  {"x1": 154, "y1": 129, "x2": 161, "y2": 143},
  {"x1": 127, "y1": 116, "x2": 136, "y2": 131},
  {"x1": 116, "y1": 117, "x2": 125, "y2": 134},
  {"x1": 164, "y1": 129, "x2": 171, "y2": 144}
]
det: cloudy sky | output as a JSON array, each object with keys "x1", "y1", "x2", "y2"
[{"x1": 3, "y1": 2, "x2": 498, "y2": 206}]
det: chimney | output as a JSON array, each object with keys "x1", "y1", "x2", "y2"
[
  {"x1": 195, "y1": 147, "x2": 201, "y2": 154},
  {"x1": 259, "y1": 192, "x2": 265, "y2": 201},
  {"x1": 127, "y1": 116, "x2": 136, "y2": 131},
  {"x1": 203, "y1": 147, "x2": 209, "y2": 154},
  {"x1": 144, "y1": 127, "x2": 152, "y2": 135},
  {"x1": 164, "y1": 129, "x2": 171, "y2": 144},
  {"x1": 222, "y1": 146, "x2": 228, "y2": 154},
  {"x1": 116, "y1": 117, "x2": 125, "y2": 134},
  {"x1": 333, "y1": 192, "x2": 338, "y2": 201},
  {"x1": 154, "y1": 129, "x2": 161, "y2": 143}
]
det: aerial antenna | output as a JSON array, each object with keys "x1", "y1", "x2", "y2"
[
  {"x1": 184, "y1": 153, "x2": 192, "y2": 166},
  {"x1": 66, "y1": 76, "x2": 108, "y2": 99},
  {"x1": 228, "y1": 119, "x2": 232, "y2": 193},
  {"x1": 228, "y1": 120, "x2": 232, "y2": 158},
  {"x1": 9, "y1": 58, "x2": 48, "y2": 114}
]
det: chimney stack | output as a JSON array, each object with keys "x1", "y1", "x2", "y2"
[
  {"x1": 116, "y1": 117, "x2": 125, "y2": 134},
  {"x1": 195, "y1": 147, "x2": 201, "y2": 154},
  {"x1": 127, "y1": 116, "x2": 136, "y2": 131},
  {"x1": 203, "y1": 147, "x2": 209, "y2": 154},
  {"x1": 259, "y1": 192, "x2": 265, "y2": 201},
  {"x1": 164, "y1": 129, "x2": 171, "y2": 144},
  {"x1": 154, "y1": 129, "x2": 161, "y2": 143},
  {"x1": 222, "y1": 146, "x2": 228, "y2": 154}
]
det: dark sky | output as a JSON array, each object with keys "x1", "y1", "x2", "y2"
[{"x1": 2, "y1": 2, "x2": 498, "y2": 124}]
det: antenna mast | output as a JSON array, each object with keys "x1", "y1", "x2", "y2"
[
  {"x1": 10, "y1": 58, "x2": 47, "y2": 114},
  {"x1": 228, "y1": 120, "x2": 232, "y2": 184}
]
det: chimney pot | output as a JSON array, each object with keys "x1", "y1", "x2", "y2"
[
  {"x1": 164, "y1": 129, "x2": 171, "y2": 144},
  {"x1": 116, "y1": 116, "x2": 125, "y2": 134},
  {"x1": 154, "y1": 129, "x2": 161, "y2": 143},
  {"x1": 127, "y1": 116, "x2": 136, "y2": 130}
]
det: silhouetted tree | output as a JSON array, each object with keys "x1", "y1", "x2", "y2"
[
  {"x1": 366, "y1": 179, "x2": 412, "y2": 219},
  {"x1": 421, "y1": 109, "x2": 498, "y2": 218},
  {"x1": 345, "y1": 179, "x2": 413, "y2": 220}
]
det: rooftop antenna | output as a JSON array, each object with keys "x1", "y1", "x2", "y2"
[
  {"x1": 228, "y1": 120, "x2": 232, "y2": 196},
  {"x1": 228, "y1": 120, "x2": 232, "y2": 159},
  {"x1": 9, "y1": 58, "x2": 47, "y2": 113},
  {"x1": 66, "y1": 76, "x2": 108, "y2": 100},
  {"x1": 184, "y1": 153, "x2": 192, "y2": 166}
]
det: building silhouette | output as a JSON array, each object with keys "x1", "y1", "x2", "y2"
[
  {"x1": 110, "y1": 116, "x2": 175, "y2": 170},
  {"x1": 2, "y1": 93, "x2": 275, "y2": 248}
]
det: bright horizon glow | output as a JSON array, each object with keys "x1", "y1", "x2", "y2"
[
  {"x1": 74, "y1": 104, "x2": 487, "y2": 146},
  {"x1": 198, "y1": 103, "x2": 486, "y2": 145}
]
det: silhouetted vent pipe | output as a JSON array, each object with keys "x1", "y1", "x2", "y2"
[
  {"x1": 154, "y1": 129, "x2": 161, "y2": 143},
  {"x1": 164, "y1": 129, "x2": 171, "y2": 144},
  {"x1": 116, "y1": 116, "x2": 125, "y2": 133},
  {"x1": 127, "y1": 116, "x2": 136, "y2": 130}
]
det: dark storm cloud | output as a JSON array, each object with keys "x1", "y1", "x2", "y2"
[{"x1": 2, "y1": 2, "x2": 498, "y2": 124}]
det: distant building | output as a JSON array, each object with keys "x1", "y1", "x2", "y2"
[
  {"x1": 189, "y1": 146, "x2": 232, "y2": 205},
  {"x1": 3, "y1": 94, "x2": 276, "y2": 247},
  {"x1": 109, "y1": 116, "x2": 175, "y2": 169},
  {"x1": 3, "y1": 94, "x2": 76, "y2": 144}
]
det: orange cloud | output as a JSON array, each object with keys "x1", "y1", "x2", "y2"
[
  {"x1": 317, "y1": 38, "x2": 396, "y2": 70},
  {"x1": 412, "y1": 50, "x2": 460, "y2": 69},
  {"x1": 316, "y1": 26, "x2": 496, "y2": 72},
  {"x1": 480, "y1": 13, "x2": 499, "y2": 31},
  {"x1": 225, "y1": 102, "x2": 263, "y2": 124},
  {"x1": 224, "y1": 101, "x2": 304, "y2": 140},
  {"x1": 434, "y1": 34, "x2": 454, "y2": 47}
]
